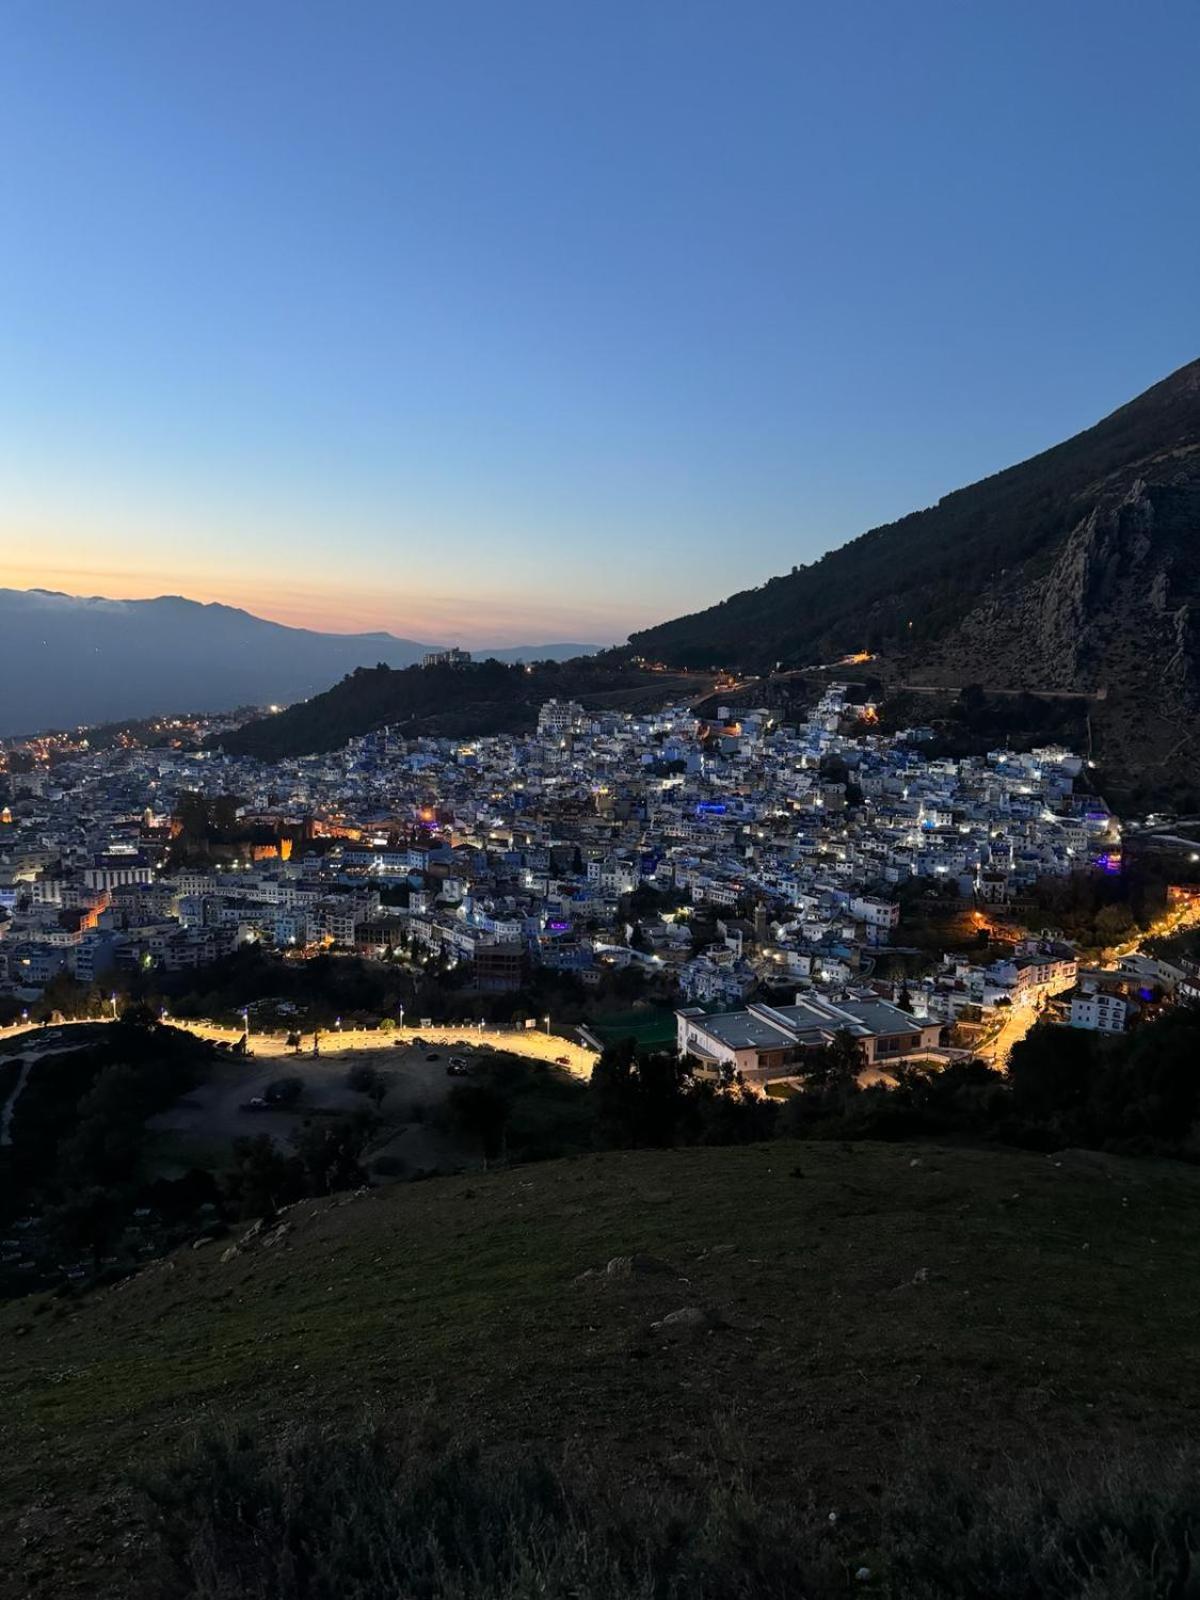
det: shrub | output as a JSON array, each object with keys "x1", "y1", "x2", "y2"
[
  {"x1": 346, "y1": 1062, "x2": 387, "y2": 1105},
  {"x1": 134, "y1": 1419, "x2": 838, "y2": 1600},
  {"x1": 134, "y1": 1423, "x2": 1200, "y2": 1600},
  {"x1": 264, "y1": 1076, "x2": 303, "y2": 1108}
]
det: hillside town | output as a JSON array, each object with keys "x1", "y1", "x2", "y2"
[{"x1": 2, "y1": 682, "x2": 1196, "y2": 1089}]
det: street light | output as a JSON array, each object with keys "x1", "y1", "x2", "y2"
[
  {"x1": 241, "y1": 1007, "x2": 250, "y2": 1039},
  {"x1": 110, "y1": 992, "x2": 118, "y2": 1019}
]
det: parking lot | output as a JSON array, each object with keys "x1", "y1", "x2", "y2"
[{"x1": 145, "y1": 1035, "x2": 518, "y2": 1176}]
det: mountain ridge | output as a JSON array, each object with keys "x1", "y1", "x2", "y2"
[
  {"x1": 0, "y1": 587, "x2": 602, "y2": 736},
  {"x1": 626, "y1": 356, "x2": 1200, "y2": 801}
]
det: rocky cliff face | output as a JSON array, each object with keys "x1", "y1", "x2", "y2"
[
  {"x1": 905, "y1": 447, "x2": 1200, "y2": 801},
  {"x1": 627, "y1": 358, "x2": 1200, "y2": 802}
]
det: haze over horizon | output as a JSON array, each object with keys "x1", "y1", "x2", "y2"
[{"x1": 2, "y1": 0, "x2": 1198, "y2": 644}]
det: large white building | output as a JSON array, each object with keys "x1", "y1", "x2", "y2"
[
  {"x1": 676, "y1": 994, "x2": 942, "y2": 1082},
  {"x1": 537, "y1": 698, "x2": 586, "y2": 736}
]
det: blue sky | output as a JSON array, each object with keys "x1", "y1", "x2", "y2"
[{"x1": 1, "y1": 0, "x2": 1197, "y2": 644}]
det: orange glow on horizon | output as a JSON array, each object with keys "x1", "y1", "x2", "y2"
[{"x1": 0, "y1": 558, "x2": 634, "y2": 648}]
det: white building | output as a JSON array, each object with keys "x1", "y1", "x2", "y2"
[
  {"x1": 538, "y1": 699, "x2": 586, "y2": 736},
  {"x1": 1069, "y1": 991, "x2": 1128, "y2": 1033}
]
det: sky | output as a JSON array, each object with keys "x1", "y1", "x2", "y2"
[{"x1": 1, "y1": 1, "x2": 1198, "y2": 647}]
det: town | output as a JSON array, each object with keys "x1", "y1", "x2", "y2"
[{"x1": 3, "y1": 679, "x2": 1197, "y2": 1092}]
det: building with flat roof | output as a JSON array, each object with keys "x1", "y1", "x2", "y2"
[{"x1": 676, "y1": 994, "x2": 941, "y2": 1081}]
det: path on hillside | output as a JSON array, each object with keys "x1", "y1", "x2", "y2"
[
  {"x1": 0, "y1": 1056, "x2": 34, "y2": 1146},
  {"x1": 0, "y1": 1040, "x2": 91, "y2": 1146}
]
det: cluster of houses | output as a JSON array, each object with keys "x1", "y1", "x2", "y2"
[{"x1": 0, "y1": 681, "x2": 1164, "y2": 1060}]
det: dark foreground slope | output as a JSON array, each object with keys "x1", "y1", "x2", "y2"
[{"x1": 5, "y1": 1141, "x2": 1200, "y2": 1595}]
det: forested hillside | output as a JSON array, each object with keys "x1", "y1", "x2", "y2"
[{"x1": 216, "y1": 659, "x2": 711, "y2": 759}]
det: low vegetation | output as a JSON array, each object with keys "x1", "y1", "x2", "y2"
[
  {"x1": 137, "y1": 1417, "x2": 1200, "y2": 1599},
  {"x1": 7, "y1": 1137, "x2": 1200, "y2": 1596}
]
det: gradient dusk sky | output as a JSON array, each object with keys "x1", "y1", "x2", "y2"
[{"x1": 1, "y1": 1, "x2": 1198, "y2": 646}]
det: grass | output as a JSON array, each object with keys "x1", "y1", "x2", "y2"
[
  {"x1": 6, "y1": 1140, "x2": 1200, "y2": 1595},
  {"x1": 134, "y1": 1419, "x2": 1200, "y2": 1599},
  {"x1": 585, "y1": 1008, "x2": 679, "y2": 1051}
]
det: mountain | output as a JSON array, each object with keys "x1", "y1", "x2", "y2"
[
  {"x1": 5, "y1": 1138, "x2": 1200, "y2": 1596},
  {"x1": 627, "y1": 358, "x2": 1200, "y2": 801},
  {"x1": 216, "y1": 657, "x2": 713, "y2": 760},
  {"x1": 477, "y1": 642, "x2": 608, "y2": 663},
  {"x1": 0, "y1": 589, "x2": 602, "y2": 736}
]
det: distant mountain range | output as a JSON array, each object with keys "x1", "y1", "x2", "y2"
[
  {"x1": 0, "y1": 587, "x2": 602, "y2": 736},
  {"x1": 628, "y1": 357, "x2": 1200, "y2": 804}
]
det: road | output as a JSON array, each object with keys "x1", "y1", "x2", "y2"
[
  {"x1": 976, "y1": 983, "x2": 1075, "y2": 1067},
  {"x1": 0, "y1": 1015, "x2": 600, "y2": 1079},
  {"x1": 976, "y1": 892, "x2": 1200, "y2": 1067}
]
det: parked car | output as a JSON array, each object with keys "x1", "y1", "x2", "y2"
[
  {"x1": 425, "y1": 1051, "x2": 440, "y2": 1061},
  {"x1": 239, "y1": 1096, "x2": 268, "y2": 1111},
  {"x1": 555, "y1": 1055, "x2": 571, "y2": 1066},
  {"x1": 446, "y1": 1061, "x2": 470, "y2": 1077}
]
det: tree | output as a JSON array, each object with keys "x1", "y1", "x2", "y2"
[
  {"x1": 799, "y1": 1030, "x2": 864, "y2": 1101},
  {"x1": 264, "y1": 1076, "x2": 304, "y2": 1108},
  {"x1": 291, "y1": 1111, "x2": 375, "y2": 1194},
  {"x1": 46, "y1": 1185, "x2": 126, "y2": 1273},
  {"x1": 589, "y1": 1043, "x2": 690, "y2": 1149},
  {"x1": 57, "y1": 1064, "x2": 147, "y2": 1189},
  {"x1": 446, "y1": 1082, "x2": 510, "y2": 1167},
  {"x1": 346, "y1": 1062, "x2": 388, "y2": 1106},
  {"x1": 1007, "y1": 1023, "x2": 1096, "y2": 1129},
  {"x1": 223, "y1": 1134, "x2": 305, "y2": 1219},
  {"x1": 119, "y1": 1000, "x2": 158, "y2": 1030}
]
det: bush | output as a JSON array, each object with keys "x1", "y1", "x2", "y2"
[
  {"x1": 134, "y1": 1419, "x2": 840, "y2": 1600},
  {"x1": 264, "y1": 1076, "x2": 303, "y2": 1108},
  {"x1": 346, "y1": 1062, "x2": 387, "y2": 1105},
  {"x1": 135, "y1": 1422, "x2": 1200, "y2": 1600}
]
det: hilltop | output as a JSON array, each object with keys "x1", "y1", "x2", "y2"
[
  {"x1": 628, "y1": 358, "x2": 1200, "y2": 802},
  {"x1": 216, "y1": 658, "x2": 713, "y2": 759},
  {"x1": 5, "y1": 1139, "x2": 1200, "y2": 1595}
]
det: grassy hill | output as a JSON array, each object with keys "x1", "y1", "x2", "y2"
[{"x1": 6, "y1": 1139, "x2": 1200, "y2": 1595}]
